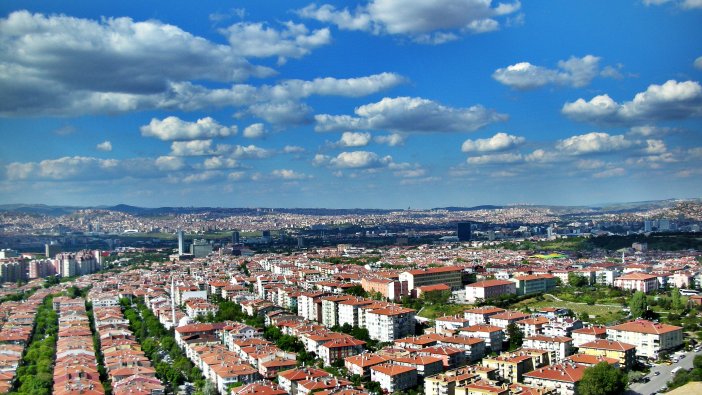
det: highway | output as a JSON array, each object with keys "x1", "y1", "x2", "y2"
[{"x1": 626, "y1": 349, "x2": 701, "y2": 395}]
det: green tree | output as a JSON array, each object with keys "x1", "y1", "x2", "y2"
[
  {"x1": 629, "y1": 291, "x2": 648, "y2": 319},
  {"x1": 506, "y1": 322, "x2": 523, "y2": 351},
  {"x1": 672, "y1": 287, "x2": 683, "y2": 310},
  {"x1": 568, "y1": 272, "x2": 588, "y2": 287},
  {"x1": 577, "y1": 362, "x2": 628, "y2": 395}
]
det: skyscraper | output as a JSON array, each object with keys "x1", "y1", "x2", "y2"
[
  {"x1": 457, "y1": 222, "x2": 472, "y2": 242},
  {"x1": 177, "y1": 230, "x2": 184, "y2": 255},
  {"x1": 232, "y1": 230, "x2": 240, "y2": 245}
]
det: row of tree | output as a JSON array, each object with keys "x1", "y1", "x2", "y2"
[
  {"x1": 120, "y1": 298, "x2": 206, "y2": 394},
  {"x1": 10, "y1": 295, "x2": 58, "y2": 395}
]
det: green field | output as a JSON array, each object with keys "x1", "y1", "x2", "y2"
[
  {"x1": 511, "y1": 295, "x2": 626, "y2": 325},
  {"x1": 418, "y1": 303, "x2": 473, "y2": 320}
]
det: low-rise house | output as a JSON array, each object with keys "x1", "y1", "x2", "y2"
[
  {"x1": 578, "y1": 339, "x2": 636, "y2": 369},
  {"x1": 523, "y1": 363, "x2": 586, "y2": 395},
  {"x1": 459, "y1": 324, "x2": 505, "y2": 352},
  {"x1": 571, "y1": 326, "x2": 607, "y2": 348},
  {"x1": 523, "y1": 335, "x2": 573, "y2": 362}
]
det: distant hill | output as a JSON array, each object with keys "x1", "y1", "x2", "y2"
[{"x1": 0, "y1": 204, "x2": 83, "y2": 216}]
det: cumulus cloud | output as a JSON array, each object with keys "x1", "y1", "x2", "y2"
[
  {"x1": 96, "y1": 141, "x2": 112, "y2": 152},
  {"x1": 642, "y1": 0, "x2": 702, "y2": 9},
  {"x1": 461, "y1": 132, "x2": 525, "y2": 152},
  {"x1": 202, "y1": 156, "x2": 241, "y2": 170},
  {"x1": 556, "y1": 132, "x2": 632, "y2": 155},
  {"x1": 6, "y1": 156, "x2": 175, "y2": 181},
  {"x1": 243, "y1": 123, "x2": 266, "y2": 139},
  {"x1": 374, "y1": 133, "x2": 406, "y2": 146},
  {"x1": 627, "y1": 125, "x2": 674, "y2": 137},
  {"x1": 271, "y1": 169, "x2": 310, "y2": 180},
  {"x1": 695, "y1": 56, "x2": 702, "y2": 70},
  {"x1": 231, "y1": 144, "x2": 273, "y2": 159},
  {"x1": 593, "y1": 167, "x2": 626, "y2": 178},
  {"x1": 337, "y1": 132, "x2": 372, "y2": 147},
  {"x1": 182, "y1": 171, "x2": 221, "y2": 183},
  {"x1": 493, "y1": 55, "x2": 603, "y2": 89},
  {"x1": 0, "y1": 10, "x2": 404, "y2": 117},
  {"x1": 312, "y1": 154, "x2": 331, "y2": 166},
  {"x1": 315, "y1": 96, "x2": 506, "y2": 133},
  {"x1": 155, "y1": 156, "x2": 185, "y2": 171},
  {"x1": 562, "y1": 80, "x2": 702, "y2": 125},
  {"x1": 170, "y1": 140, "x2": 218, "y2": 156},
  {"x1": 297, "y1": 0, "x2": 521, "y2": 44},
  {"x1": 283, "y1": 145, "x2": 306, "y2": 153},
  {"x1": 222, "y1": 21, "x2": 331, "y2": 65},
  {"x1": 466, "y1": 152, "x2": 523, "y2": 165},
  {"x1": 575, "y1": 159, "x2": 605, "y2": 170},
  {"x1": 0, "y1": 10, "x2": 274, "y2": 116},
  {"x1": 141, "y1": 116, "x2": 237, "y2": 141},
  {"x1": 329, "y1": 151, "x2": 393, "y2": 168}
]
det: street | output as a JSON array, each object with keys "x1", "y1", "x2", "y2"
[{"x1": 626, "y1": 349, "x2": 701, "y2": 395}]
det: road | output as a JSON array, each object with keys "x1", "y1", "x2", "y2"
[{"x1": 626, "y1": 349, "x2": 701, "y2": 395}]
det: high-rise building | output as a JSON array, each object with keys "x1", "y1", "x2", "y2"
[
  {"x1": 190, "y1": 239, "x2": 213, "y2": 258},
  {"x1": 262, "y1": 230, "x2": 272, "y2": 243},
  {"x1": 45, "y1": 242, "x2": 61, "y2": 259},
  {"x1": 232, "y1": 230, "x2": 240, "y2": 244},
  {"x1": 177, "y1": 230, "x2": 185, "y2": 255},
  {"x1": 457, "y1": 222, "x2": 472, "y2": 242},
  {"x1": 644, "y1": 220, "x2": 652, "y2": 232}
]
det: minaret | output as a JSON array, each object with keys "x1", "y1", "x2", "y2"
[
  {"x1": 171, "y1": 276, "x2": 177, "y2": 328},
  {"x1": 621, "y1": 251, "x2": 625, "y2": 264}
]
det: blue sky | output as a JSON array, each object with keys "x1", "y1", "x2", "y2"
[{"x1": 0, "y1": 0, "x2": 701, "y2": 208}]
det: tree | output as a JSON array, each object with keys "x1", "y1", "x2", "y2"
[
  {"x1": 506, "y1": 322, "x2": 523, "y2": 351},
  {"x1": 577, "y1": 362, "x2": 628, "y2": 395},
  {"x1": 672, "y1": 287, "x2": 683, "y2": 311},
  {"x1": 568, "y1": 272, "x2": 588, "y2": 287},
  {"x1": 629, "y1": 291, "x2": 648, "y2": 319}
]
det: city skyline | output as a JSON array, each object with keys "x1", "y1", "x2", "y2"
[{"x1": 1, "y1": 1, "x2": 701, "y2": 208}]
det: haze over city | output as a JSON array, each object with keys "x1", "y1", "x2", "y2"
[{"x1": 0, "y1": 1, "x2": 701, "y2": 208}]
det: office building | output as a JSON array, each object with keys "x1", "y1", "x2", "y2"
[
  {"x1": 177, "y1": 230, "x2": 185, "y2": 255},
  {"x1": 190, "y1": 239, "x2": 213, "y2": 258},
  {"x1": 45, "y1": 242, "x2": 61, "y2": 259},
  {"x1": 457, "y1": 222, "x2": 472, "y2": 242},
  {"x1": 232, "y1": 230, "x2": 240, "y2": 245}
]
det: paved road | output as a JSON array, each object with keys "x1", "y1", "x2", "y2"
[{"x1": 626, "y1": 349, "x2": 701, "y2": 395}]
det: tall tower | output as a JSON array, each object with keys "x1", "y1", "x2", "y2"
[
  {"x1": 232, "y1": 230, "x2": 240, "y2": 245},
  {"x1": 177, "y1": 230, "x2": 184, "y2": 255}
]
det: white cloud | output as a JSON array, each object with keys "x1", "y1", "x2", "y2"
[
  {"x1": 222, "y1": 21, "x2": 331, "y2": 64},
  {"x1": 271, "y1": 169, "x2": 310, "y2": 180},
  {"x1": 202, "y1": 156, "x2": 240, "y2": 170},
  {"x1": 312, "y1": 154, "x2": 331, "y2": 166},
  {"x1": 493, "y1": 55, "x2": 602, "y2": 89},
  {"x1": 329, "y1": 151, "x2": 392, "y2": 168},
  {"x1": 593, "y1": 167, "x2": 626, "y2": 178},
  {"x1": 283, "y1": 145, "x2": 305, "y2": 153},
  {"x1": 644, "y1": 139, "x2": 667, "y2": 155},
  {"x1": 466, "y1": 152, "x2": 523, "y2": 165},
  {"x1": 96, "y1": 141, "x2": 112, "y2": 152},
  {"x1": 6, "y1": 156, "x2": 174, "y2": 181},
  {"x1": 695, "y1": 56, "x2": 702, "y2": 70},
  {"x1": 524, "y1": 149, "x2": 562, "y2": 163},
  {"x1": 0, "y1": 10, "x2": 274, "y2": 116},
  {"x1": 461, "y1": 132, "x2": 525, "y2": 152},
  {"x1": 556, "y1": 132, "x2": 632, "y2": 155},
  {"x1": 643, "y1": 0, "x2": 702, "y2": 9},
  {"x1": 315, "y1": 96, "x2": 507, "y2": 133},
  {"x1": 374, "y1": 133, "x2": 405, "y2": 146},
  {"x1": 562, "y1": 80, "x2": 702, "y2": 124},
  {"x1": 182, "y1": 171, "x2": 220, "y2": 183},
  {"x1": 231, "y1": 145, "x2": 273, "y2": 159},
  {"x1": 141, "y1": 117, "x2": 236, "y2": 141},
  {"x1": 155, "y1": 156, "x2": 185, "y2": 171},
  {"x1": 170, "y1": 140, "x2": 216, "y2": 156},
  {"x1": 627, "y1": 125, "x2": 673, "y2": 137},
  {"x1": 298, "y1": 0, "x2": 521, "y2": 44},
  {"x1": 338, "y1": 132, "x2": 372, "y2": 147},
  {"x1": 228, "y1": 171, "x2": 246, "y2": 181},
  {"x1": 244, "y1": 101, "x2": 314, "y2": 125},
  {"x1": 243, "y1": 123, "x2": 266, "y2": 139},
  {"x1": 575, "y1": 159, "x2": 605, "y2": 170}
]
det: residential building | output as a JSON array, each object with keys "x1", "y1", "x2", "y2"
[
  {"x1": 523, "y1": 335, "x2": 573, "y2": 362},
  {"x1": 464, "y1": 307, "x2": 506, "y2": 326},
  {"x1": 571, "y1": 326, "x2": 607, "y2": 348},
  {"x1": 365, "y1": 306, "x2": 416, "y2": 342},
  {"x1": 606, "y1": 319, "x2": 683, "y2": 358},
  {"x1": 578, "y1": 339, "x2": 636, "y2": 370},
  {"x1": 459, "y1": 324, "x2": 505, "y2": 352},
  {"x1": 370, "y1": 363, "x2": 418, "y2": 393},
  {"x1": 465, "y1": 280, "x2": 516, "y2": 303},
  {"x1": 399, "y1": 267, "x2": 463, "y2": 291},
  {"x1": 613, "y1": 272, "x2": 658, "y2": 293},
  {"x1": 523, "y1": 364, "x2": 586, "y2": 395},
  {"x1": 510, "y1": 275, "x2": 557, "y2": 296}
]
